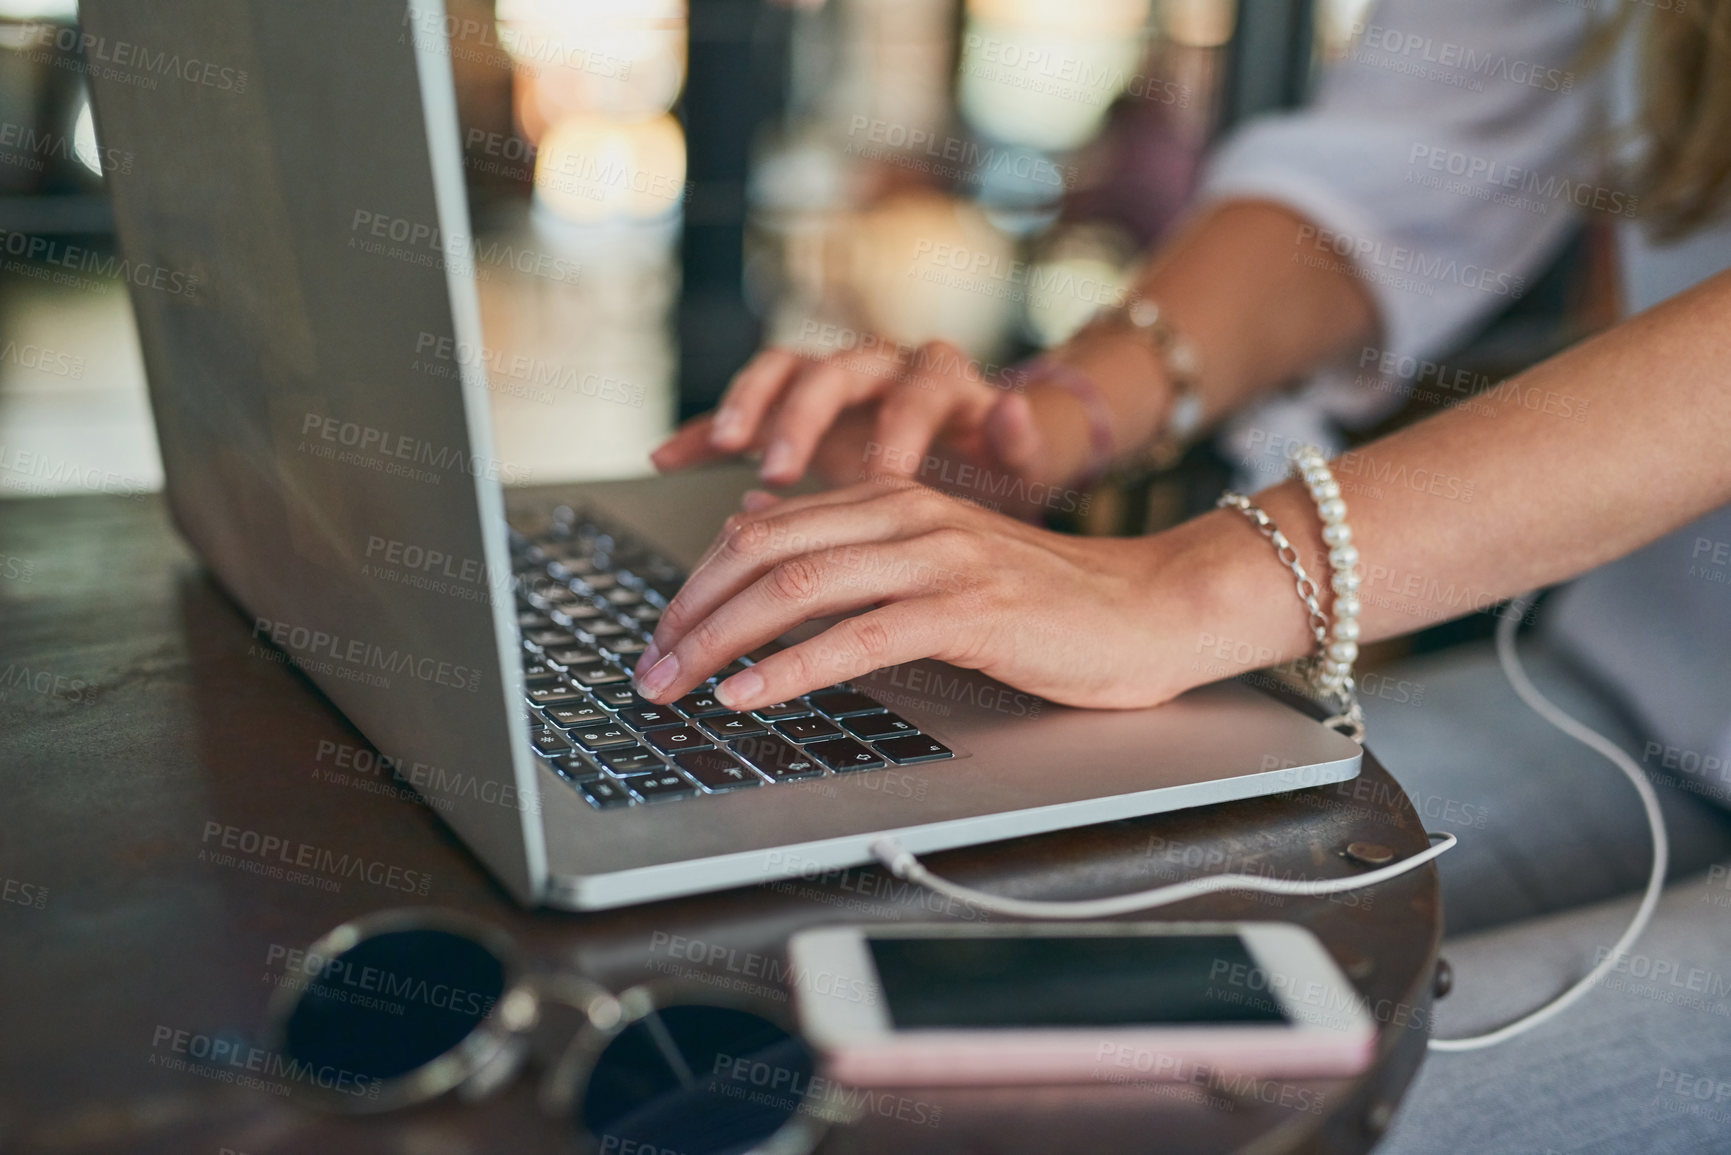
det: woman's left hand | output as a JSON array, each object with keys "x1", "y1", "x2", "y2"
[{"x1": 630, "y1": 480, "x2": 1232, "y2": 712}]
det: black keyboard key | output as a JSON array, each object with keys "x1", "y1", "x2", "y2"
[
  {"x1": 546, "y1": 646, "x2": 604, "y2": 668},
  {"x1": 576, "y1": 778, "x2": 634, "y2": 809},
  {"x1": 674, "y1": 749, "x2": 761, "y2": 792},
  {"x1": 569, "y1": 663, "x2": 630, "y2": 687},
  {"x1": 841, "y1": 712, "x2": 917, "y2": 741},
  {"x1": 603, "y1": 636, "x2": 648, "y2": 657},
  {"x1": 600, "y1": 747, "x2": 661, "y2": 776},
  {"x1": 605, "y1": 588, "x2": 644, "y2": 607},
  {"x1": 525, "y1": 627, "x2": 577, "y2": 649},
  {"x1": 522, "y1": 660, "x2": 561, "y2": 687},
  {"x1": 776, "y1": 716, "x2": 842, "y2": 744},
  {"x1": 619, "y1": 705, "x2": 684, "y2": 731},
  {"x1": 578, "y1": 573, "x2": 619, "y2": 592},
  {"x1": 570, "y1": 725, "x2": 636, "y2": 751},
  {"x1": 647, "y1": 726, "x2": 712, "y2": 754},
  {"x1": 580, "y1": 619, "x2": 630, "y2": 639},
  {"x1": 546, "y1": 702, "x2": 608, "y2": 728},
  {"x1": 676, "y1": 691, "x2": 729, "y2": 718},
  {"x1": 730, "y1": 735, "x2": 823, "y2": 782},
  {"x1": 808, "y1": 738, "x2": 886, "y2": 773},
  {"x1": 550, "y1": 755, "x2": 605, "y2": 782},
  {"x1": 528, "y1": 684, "x2": 589, "y2": 707},
  {"x1": 807, "y1": 690, "x2": 885, "y2": 718},
  {"x1": 518, "y1": 611, "x2": 553, "y2": 630},
  {"x1": 752, "y1": 700, "x2": 811, "y2": 721},
  {"x1": 530, "y1": 726, "x2": 573, "y2": 756},
  {"x1": 709, "y1": 660, "x2": 753, "y2": 683},
  {"x1": 875, "y1": 734, "x2": 954, "y2": 764},
  {"x1": 630, "y1": 772, "x2": 699, "y2": 803},
  {"x1": 553, "y1": 601, "x2": 605, "y2": 622},
  {"x1": 627, "y1": 604, "x2": 662, "y2": 623},
  {"x1": 592, "y1": 685, "x2": 643, "y2": 709},
  {"x1": 703, "y1": 712, "x2": 768, "y2": 739}
]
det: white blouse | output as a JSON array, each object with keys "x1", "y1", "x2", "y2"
[{"x1": 1197, "y1": 0, "x2": 1731, "y2": 799}]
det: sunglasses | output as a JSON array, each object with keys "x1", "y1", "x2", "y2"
[{"x1": 263, "y1": 907, "x2": 830, "y2": 1155}]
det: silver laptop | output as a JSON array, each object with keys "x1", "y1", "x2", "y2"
[{"x1": 80, "y1": 0, "x2": 1360, "y2": 909}]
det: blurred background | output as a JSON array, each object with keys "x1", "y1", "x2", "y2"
[{"x1": 0, "y1": 0, "x2": 1591, "y2": 535}]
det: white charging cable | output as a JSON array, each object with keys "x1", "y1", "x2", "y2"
[
  {"x1": 867, "y1": 591, "x2": 1669, "y2": 1053},
  {"x1": 1426, "y1": 592, "x2": 1668, "y2": 1051}
]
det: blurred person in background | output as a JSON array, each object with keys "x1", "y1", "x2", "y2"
[{"x1": 647, "y1": 3, "x2": 1731, "y2": 1148}]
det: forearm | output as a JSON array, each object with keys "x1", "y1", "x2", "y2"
[
  {"x1": 1176, "y1": 268, "x2": 1731, "y2": 672},
  {"x1": 1036, "y1": 200, "x2": 1378, "y2": 476}
]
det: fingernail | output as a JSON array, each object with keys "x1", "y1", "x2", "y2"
[
  {"x1": 634, "y1": 640, "x2": 662, "y2": 677},
  {"x1": 712, "y1": 408, "x2": 743, "y2": 445},
  {"x1": 716, "y1": 668, "x2": 764, "y2": 709},
  {"x1": 638, "y1": 653, "x2": 680, "y2": 700},
  {"x1": 762, "y1": 442, "x2": 794, "y2": 478}
]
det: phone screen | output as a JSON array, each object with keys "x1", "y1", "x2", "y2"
[{"x1": 867, "y1": 934, "x2": 1290, "y2": 1029}]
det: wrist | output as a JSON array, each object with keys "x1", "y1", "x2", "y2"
[{"x1": 1146, "y1": 503, "x2": 1322, "y2": 693}]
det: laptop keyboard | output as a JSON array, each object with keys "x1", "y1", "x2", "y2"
[{"x1": 509, "y1": 508, "x2": 954, "y2": 811}]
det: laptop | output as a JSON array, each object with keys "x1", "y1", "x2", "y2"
[{"x1": 79, "y1": 0, "x2": 1361, "y2": 909}]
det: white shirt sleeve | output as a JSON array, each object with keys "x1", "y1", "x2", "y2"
[{"x1": 1199, "y1": 0, "x2": 1606, "y2": 365}]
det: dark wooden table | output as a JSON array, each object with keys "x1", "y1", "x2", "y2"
[{"x1": 0, "y1": 492, "x2": 1443, "y2": 1155}]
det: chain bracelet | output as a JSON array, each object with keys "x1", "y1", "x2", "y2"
[{"x1": 1218, "y1": 469, "x2": 1367, "y2": 743}]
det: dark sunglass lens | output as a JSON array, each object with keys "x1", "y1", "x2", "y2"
[
  {"x1": 581, "y1": 1004, "x2": 816, "y2": 1155},
  {"x1": 280, "y1": 928, "x2": 507, "y2": 1084}
]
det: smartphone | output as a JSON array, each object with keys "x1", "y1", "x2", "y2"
[{"x1": 787, "y1": 921, "x2": 1377, "y2": 1086}]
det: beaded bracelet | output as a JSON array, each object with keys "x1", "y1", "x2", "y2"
[{"x1": 1218, "y1": 445, "x2": 1365, "y2": 742}]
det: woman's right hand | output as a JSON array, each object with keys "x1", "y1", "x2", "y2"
[{"x1": 649, "y1": 338, "x2": 1093, "y2": 496}]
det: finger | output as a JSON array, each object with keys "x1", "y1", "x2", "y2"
[
  {"x1": 983, "y1": 391, "x2": 1043, "y2": 477},
  {"x1": 673, "y1": 481, "x2": 908, "y2": 597},
  {"x1": 636, "y1": 545, "x2": 946, "y2": 703},
  {"x1": 650, "y1": 414, "x2": 736, "y2": 472},
  {"x1": 715, "y1": 603, "x2": 947, "y2": 711},
  {"x1": 711, "y1": 349, "x2": 806, "y2": 451},
  {"x1": 869, "y1": 360, "x2": 998, "y2": 479},
  {"x1": 741, "y1": 489, "x2": 781, "y2": 513},
  {"x1": 644, "y1": 488, "x2": 952, "y2": 673},
  {"x1": 759, "y1": 362, "x2": 877, "y2": 484}
]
